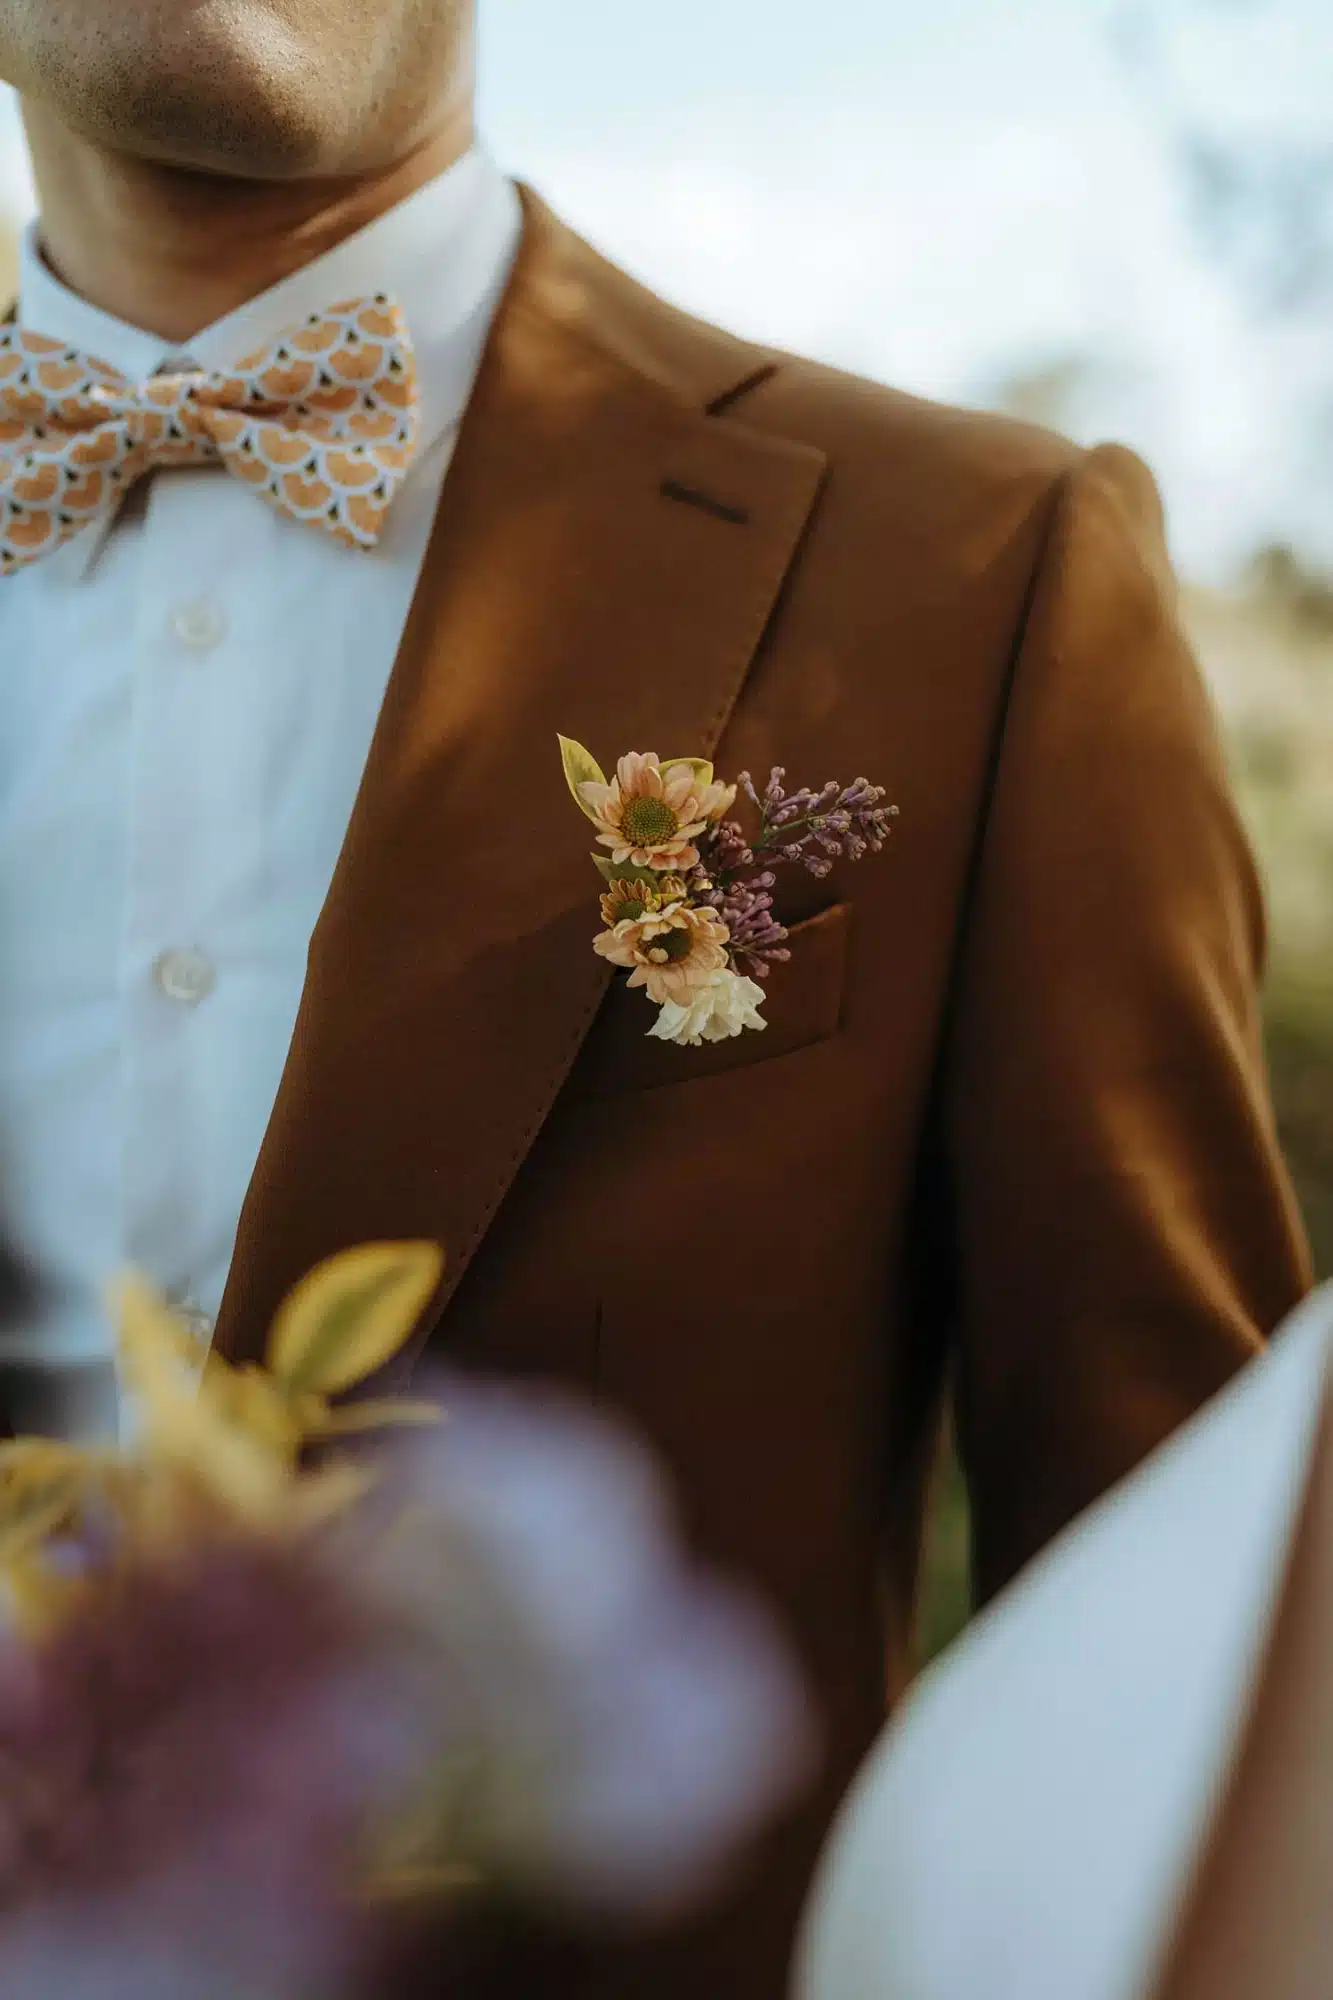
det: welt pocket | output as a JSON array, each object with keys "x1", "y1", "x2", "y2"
[{"x1": 569, "y1": 902, "x2": 852, "y2": 1099}]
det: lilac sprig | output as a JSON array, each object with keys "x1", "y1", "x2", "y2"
[
  {"x1": 689, "y1": 868, "x2": 791, "y2": 979},
  {"x1": 737, "y1": 768, "x2": 899, "y2": 879},
  {"x1": 686, "y1": 766, "x2": 896, "y2": 984},
  {"x1": 704, "y1": 817, "x2": 758, "y2": 878}
]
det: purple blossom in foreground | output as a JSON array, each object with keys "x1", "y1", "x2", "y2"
[
  {"x1": 367, "y1": 1375, "x2": 818, "y2": 1922},
  {"x1": 0, "y1": 1379, "x2": 816, "y2": 1995},
  {"x1": 0, "y1": 1540, "x2": 412, "y2": 2000}
]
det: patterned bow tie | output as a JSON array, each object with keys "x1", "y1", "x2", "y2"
[{"x1": 0, "y1": 295, "x2": 421, "y2": 576}]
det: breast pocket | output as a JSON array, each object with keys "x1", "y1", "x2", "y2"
[{"x1": 570, "y1": 902, "x2": 852, "y2": 1098}]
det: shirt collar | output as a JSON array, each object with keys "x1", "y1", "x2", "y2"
[{"x1": 18, "y1": 144, "x2": 522, "y2": 459}]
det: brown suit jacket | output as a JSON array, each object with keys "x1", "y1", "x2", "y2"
[{"x1": 208, "y1": 189, "x2": 1313, "y2": 1996}]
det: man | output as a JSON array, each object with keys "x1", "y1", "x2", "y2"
[{"x1": 0, "y1": 1, "x2": 1313, "y2": 1993}]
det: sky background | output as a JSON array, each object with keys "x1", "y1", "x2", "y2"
[{"x1": 2, "y1": 0, "x2": 1330, "y2": 581}]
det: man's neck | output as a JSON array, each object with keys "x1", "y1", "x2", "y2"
[{"x1": 21, "y1": 101, "x2": 474, "y2": 344}]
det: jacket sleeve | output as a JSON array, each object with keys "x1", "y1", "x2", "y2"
[{"x1": 945, "y1": 441, "x2": 1314, "y2": 1605}]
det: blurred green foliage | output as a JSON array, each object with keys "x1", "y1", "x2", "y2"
[{"x1": 1267, "y1": 970, "x2": 1333, "y2": 1276}]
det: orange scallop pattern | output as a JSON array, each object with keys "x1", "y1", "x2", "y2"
[{"x1": 0, "y1": 295, "x2": 421, "y2": 575}]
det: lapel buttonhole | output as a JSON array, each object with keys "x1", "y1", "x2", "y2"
[{"x1": 660, "y1": 477, "x2": 751, "y2": 526}]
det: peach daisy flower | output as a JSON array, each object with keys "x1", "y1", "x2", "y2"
[
  {"x1": 593, "y1": 897, "x2": 731, "y2": 1006},
  {"x1": 597, "y1": 875, "x2": 690, "y2": 929},
  {"x1": 579, "y1": 754, "x2": 737, "y2": 873}
]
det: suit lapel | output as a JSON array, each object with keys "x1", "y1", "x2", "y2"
[{"x1": 212, "y1": 193, "x2": 826, "y2": 1365}]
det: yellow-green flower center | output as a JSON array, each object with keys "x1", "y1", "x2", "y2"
[
  {"x1": 620, "y1": 796, "x2": 680, "y2": 848},
  {"x1": 652, "y1": 926, "x2": 697, "y2": 963},
  {"x1": 606, "y1": 877, "x2": 673, "y2": 924}
]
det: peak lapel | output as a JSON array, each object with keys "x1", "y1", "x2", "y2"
[{"x1": 212, "y1": 196, "x2": 826, "y2": 1365}]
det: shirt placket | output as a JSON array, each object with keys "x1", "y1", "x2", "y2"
[{"x1": 119, "y1": 465, "x2": 231, "y2": 1342}]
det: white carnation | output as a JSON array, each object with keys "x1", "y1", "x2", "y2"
[{"x1": 648, "y1": 968, "x2": 768, "y2": 1048}]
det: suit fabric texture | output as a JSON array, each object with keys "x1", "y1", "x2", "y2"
[{"x1": 204, "y1": 189, "x2": 1313, "y2": 1996}]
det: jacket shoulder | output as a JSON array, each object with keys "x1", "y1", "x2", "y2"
[
  {"x1": 520, "y1": 186, "x2": 1081, "y2": 506},
  {"x1": 522, "y1": 191, "x2": 1081, "y2": 552},
  {"x1": 734, "y1": 348, "x2": 1080, "y2": 506}
]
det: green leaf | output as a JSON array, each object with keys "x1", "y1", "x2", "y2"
[
  {"x1": 266, "y1": 1243, "x2": 445, "y2": 1397},
  {"x1": 661, "y1": 756, "x2": 715, "y2": 787},
  {"x1": 558, "y1": 736, "x2": 609, "y2": 824},
  {"x1": 590, "y1": 855, "x2": 666, "y2": 888}
]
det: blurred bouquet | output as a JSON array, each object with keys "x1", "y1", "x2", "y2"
[{"x1": 0, "y1": 1246, "x2": 813, "y2": 1999}]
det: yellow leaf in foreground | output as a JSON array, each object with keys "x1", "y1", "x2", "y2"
[
  {"x1": 112, "y1": 1273, "x2": 291, "y2": 1526},
  {"x1": 0, "y1": 1462, "x2": 87, "y2": 1562},
  {"x1": 265, "y1": 1242, "x2": 444, "y2": 1398},
  {"x1": 1, "y1": 1552, "x2": 82, "y2": 1642},
  {"x1": 0, "y1": 1438, "x2": 104, "y2": 1485},
  {"x1": 159, "y1": 1397, "x2": 290, "y2": 1527},
  {"x1": 114, "y1": 1273, "x2": 200, "y2": 1409},
  {"x1": 309, "y1": 1399, "x2": 444, "y2": 1438},
  {"x1": 201, "y1": 1359, "x2": 308, "y2": 1459},
  {"x1": 289, "y1": 1461, "x2": 381, "y2": 1530}
]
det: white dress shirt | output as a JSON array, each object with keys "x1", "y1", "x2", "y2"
[{"x1": 0, "y1": 147, "x2": 521, "y2": 1433}]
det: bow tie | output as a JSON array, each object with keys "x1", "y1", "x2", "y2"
[{"x1": 0, "y1": 295, "x2": 421, "y2": 576}]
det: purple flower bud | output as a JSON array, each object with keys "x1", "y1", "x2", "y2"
[
  {"x1": 0, "y1": 1541, "x2": 409, "y2": 2000},
  {"x1": 368, "y1": 1379, "x2": 817, "y2": 1923}
]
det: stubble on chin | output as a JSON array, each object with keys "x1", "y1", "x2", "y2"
[{"x1": 1, "y1": 0, "x2": 372, "y2": 178}]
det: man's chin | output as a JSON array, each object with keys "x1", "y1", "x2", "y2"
[
  {"x1": 9, "y1": 4, "x2": 337, "y2": 178},
  {"x1": 78, "y1": 96, "x2": 332, "y2": 182}
]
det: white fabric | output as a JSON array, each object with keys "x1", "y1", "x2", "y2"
[
  {"x1": 796, "y1": 1282, "x2": 1333, "y2": 2000},
  {"x1": 0, "y1": 148, "x2": 521, "y2": 1430}
]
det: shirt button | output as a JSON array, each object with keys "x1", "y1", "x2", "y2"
[
  {"x1": 154, "y1": 948, "x2": 216, "y2": 1005},
  {"x1": 170, "y1": 600, "x2": 227, "y2": 652}
]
